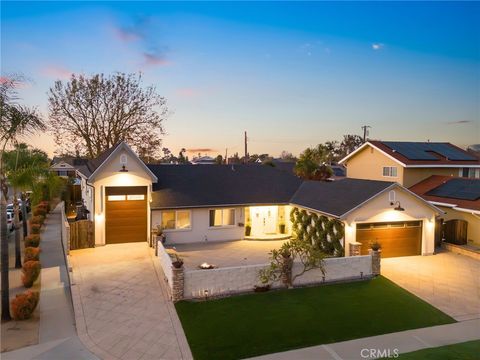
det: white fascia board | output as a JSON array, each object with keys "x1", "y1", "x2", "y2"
[
  {"x1": 339, "y1": 142, "x2": 407, "y2": 168},
  {"x1": 288, "y1": 203, "x2": 340, "y2": 219},
  {"x1": 404, "y1": 164, "x2": 480, "y2": 168},
  {"x1": 428, "y1": 201, "x2": 457, "y2": 208},
  {"x1": 453, "y1": 207, "x2": 480, "y2": 216}
]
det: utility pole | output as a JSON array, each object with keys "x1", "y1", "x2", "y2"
[
  {"x1": 225, "y1": 148, "x2": 228, "y2": 164},
  {"x1": 361, "y1": 125, "x2": 371, "y2": 142},
  {"x1": 244, "y1": 131, "x2": 248, "y2": 163}
]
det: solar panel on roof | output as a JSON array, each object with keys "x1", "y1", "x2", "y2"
[
  {"x1": 383, "y1": 142, "x2": 477, "y2": 161},
  {"x1": 427, "y1": 178, "x2": 480, "y2": 201}
]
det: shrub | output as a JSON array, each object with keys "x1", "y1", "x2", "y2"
[
  {"x1": 11, "y1": 290, "x2": 40, "y2": 320},
  {"x1": 25, "y1": 235, "x2": 40, "y2": 248},
  {"x1": 40, "y1": 201, "x2": 50, "y2": 213},
  {"x1": 24, "y1": 247, "x2": 40, "y2": 262},
  {"x1": 31, "y1": 223, "x2": 41, "y2": 234},
  {"x1": 33, "y1": 206, "x2": 47, "y2": 217},
  {"x1": 31, "y1": 215, "x2": 45, "y2": 225},
  {"x1": 22, "y1": 261, "x2": 41, "y2": 288}
]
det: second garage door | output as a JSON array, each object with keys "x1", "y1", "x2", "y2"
[
  {"x1": 105, "y1": 186, "x2": 147, "y2": 244},
  {"x1": 356, "y1": 221, "x2": 422, "y2": 258}
]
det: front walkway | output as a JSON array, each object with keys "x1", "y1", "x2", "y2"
[
  {"x1": 3, "y1": 204, "x2": 97, "y2": 360},
  {"x1": 250, "y1": 319, "x2": 480, "y2": 359},
  {"x1": 70, "y1": 243, "x2": 192, "y2": 360},
  {"x1": 382, "y1": 252, "x2": 480, "y2": 321}
]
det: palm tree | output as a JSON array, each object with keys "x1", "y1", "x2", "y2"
[
  {"x1": 3, "y1": 144, "x2": 49, "y2": 268},
  {"x1": 294, "y1": 147, "x2": 333, "y2": 181},
  {"x1": 1, "y1": 74, "x2": 44, "y2": 321}
]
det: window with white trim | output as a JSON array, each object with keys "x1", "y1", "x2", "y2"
[
  {"x1": 161, "y1": 210, "x2": 191, "y2": 230},
  {"x1": 382, "y1": 166, "x2": 398, "y2": 177},
  {"x1": 209, "y1": 208, "x2": 235, "y2": 227}
]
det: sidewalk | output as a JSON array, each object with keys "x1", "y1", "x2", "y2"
[
  {"x1": 2, "y1": 204, "x2": 98, "y2": 360},
  {"x1": 250, "y1": 319, "x2": 480, "y2": 360}
]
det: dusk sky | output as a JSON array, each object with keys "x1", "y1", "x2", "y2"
[{"x1": 2, "y1": 1, "x2": 479, "y2": 158}]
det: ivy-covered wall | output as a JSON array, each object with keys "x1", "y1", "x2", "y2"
[{"x1": 290, "y1": 207, "x2": 345, "y2": 257}]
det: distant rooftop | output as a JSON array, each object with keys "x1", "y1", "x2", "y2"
[{"x1": 368, "y1": 141, "x2": 480, "y2": 166}]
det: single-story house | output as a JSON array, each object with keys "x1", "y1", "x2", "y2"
[
  {"x1": 71, "y1": 141, "x2": 441, "y2": 258},
  {"x1": 409, "y1": 176, "x2": 479, "y2": 245},
  {"x1": 339, "y1": 141, "x2": 480, "y2": 188}
]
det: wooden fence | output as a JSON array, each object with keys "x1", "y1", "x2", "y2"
[{"x1": 69, "y1": 220, "x2": 94, "y2": 249}]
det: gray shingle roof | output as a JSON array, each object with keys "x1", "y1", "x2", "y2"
[
  {"x1": 147, "y1": 164, "x2": 303, "y2": 209},
  {"x1": 290, "y1": 178, "x2": 394, "y2": 218}
]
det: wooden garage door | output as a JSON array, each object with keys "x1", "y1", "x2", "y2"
[
  {"x1": 356, "y1": 221, "x2": 422, "y2": 258},
  {"x1": 105, "y1": 186, "x2": 147, "y2": 244}
]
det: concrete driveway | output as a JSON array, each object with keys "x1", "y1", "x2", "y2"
[
  {"x1": 382, "y1": 251, "x2": 480, "y2": 321},
  {"x1": 70, "y1": 243, "x2": 192, "y2": 360}
]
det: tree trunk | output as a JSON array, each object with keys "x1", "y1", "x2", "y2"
[
  {"x1": 1, "y1": 184, "x2": 11, "y2": 321},
  {"x1": 21, "y1": 193, "x2": 28, "y2": 238},
  {"x1": 13, "y1": 194, "x2": 21, "y2": 268}
]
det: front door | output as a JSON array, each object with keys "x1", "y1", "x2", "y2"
[{"x1": 251, "y1": 206, "x2": 278, "y2": 236}]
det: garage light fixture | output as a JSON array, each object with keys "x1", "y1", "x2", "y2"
[
  {"x1": 119, "y1": 154, "x2": 128, "y2": 172},
  {"x1": 391, "y1": 201, "x2": 405, "y2": 211}
]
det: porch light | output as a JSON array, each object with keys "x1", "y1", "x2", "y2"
[
  {"x1": 391, "y1": 201, "x2": 405, "y2": 211},
  {"x1": 119, "y1": 165, "x2": 128, "y2": 172}
]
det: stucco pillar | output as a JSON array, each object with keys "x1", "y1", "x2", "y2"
[
  {"x1": 369, "y1": 249, "x2": 381, "y2": 276},
  {"x1": 349, "y1": 241, "x2": 362, "y2": 256},
  {"x1": 172, "y1": 266, "x2": 184, "y2": 302}
]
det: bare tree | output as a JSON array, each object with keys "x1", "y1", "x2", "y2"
[{"x1": 48, "y1": 73, "x2": 167, "y2": 158}]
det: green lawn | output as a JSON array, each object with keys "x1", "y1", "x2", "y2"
[
  {"x1": 397, "y1": 340, "x2": 480, "y2": 359},
  {"x1": 175, "y1": 276, "x2": 455, "y2": 360}
]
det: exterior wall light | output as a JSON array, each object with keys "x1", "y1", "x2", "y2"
[
  {"x1": 119, "y1": 154, "x2": 128, "y2": 172},
  {"x1": 391, "y1": 201, "x2": 405, "y2": 211}
]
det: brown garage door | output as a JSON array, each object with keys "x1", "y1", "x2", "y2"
[
  {"x1": 105, "y1": 186, "x2": 147, "y2": 244},
  {"x1": 356, "y1": 221, "x2": 422, "y2": 258}
]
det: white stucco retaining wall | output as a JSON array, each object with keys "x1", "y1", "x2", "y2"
[
  {"x1": 157, "y1": 241, "x2": 173, "y2": 290},
  {"x1": 151, "y1": 207, "x2": 245, "y2": 244},
  {"x1": 183, "y1": 255, "x2": 372, "y2": 299}
]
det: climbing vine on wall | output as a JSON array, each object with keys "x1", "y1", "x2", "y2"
[{"x1": 290, "y1": 207, "x2": 345, "y2": 257}]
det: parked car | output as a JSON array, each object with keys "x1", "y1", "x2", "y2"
[
  {"x1": 6, "y1": 203, "x2": 23, "y2": 221},
  {"x1": 6, "y1": 212, "x2": 14, "y2": 232}
]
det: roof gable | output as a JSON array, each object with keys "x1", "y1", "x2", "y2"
[
  {"x1": 88, "y1": 142, "x2": 158, "y2": 182},
  {"x1": 290, "y1": 179, "x2": 396, "y2": 218},
  {"x1": 340, "y1": 141, "x2": 480, "y2": 168}
]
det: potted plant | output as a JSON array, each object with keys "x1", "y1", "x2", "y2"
[
  {"x1": 172, "y1": 254, "x2": 184, "y2": 269},
  {"x1": 245, "y1": 224, "x2": 251, "y2": 236},
  {"x1": 279, "y1": 222, "x2": 286, "y2": 234},
  {"x1": 370, "y1": 241, "x2": 382, "y2": 251}
]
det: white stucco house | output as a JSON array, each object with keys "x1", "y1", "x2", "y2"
[{"x1": 69, "y1": 141, "x2": 441, "y2": 258}]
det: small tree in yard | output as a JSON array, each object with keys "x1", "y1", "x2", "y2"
[
  {"x1": 48, "y1": 73, "x2": 168, "y2": 160},
  {"x1": 259, "y1": 238, "x2": 326, "y2": 288}
]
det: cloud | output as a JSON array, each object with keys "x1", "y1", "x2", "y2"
[
  {"x1": 176, "y1": 88, "x2": 200, "y2": 98},
  {"x1": 143, "y1": 52, "x2": 170, "y2": 67},
  {"x1": 447, "y1": 120, "x2": 472, "y2": 125},
  {"x1": 372, "y1": 43, "x2": 385, "y2": 51},
  {"x1": 111, "y1": 16, "x2": 150, "y2": 43},
  {"x1": 41, "y1": 65, "x2": 72, "y2": 79},
  {"x1": 187, "y1": 148, "x2": 217, "y2": 153}
]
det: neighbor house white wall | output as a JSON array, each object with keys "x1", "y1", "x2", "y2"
[
  {"x1": 342, "y1": 185, "x2": 437, "y2": 256},
  {"x1": 90, "y1": 149, "x2": 154, "y2": 246},
  {"x1": 151, "y1": 207, "x2": 245, "y2": 244}
]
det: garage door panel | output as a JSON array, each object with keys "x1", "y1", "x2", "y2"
[
  {"x1": 356, "y1": 222, "x2": 422, "y2": 258},
  {"x1": 105, "y1": 186, "x2": 147, "y2": 244}
]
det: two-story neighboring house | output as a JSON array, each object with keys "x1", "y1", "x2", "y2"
[{"x1": 339, "y1": 141, "x2": 480, "y2": 188}]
